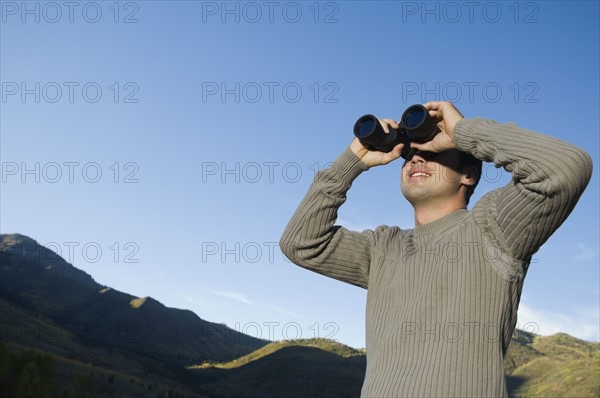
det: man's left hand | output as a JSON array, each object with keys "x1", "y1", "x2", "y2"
[{"x1": 409, "y1": 101, "x2": 464, "y2": 153}]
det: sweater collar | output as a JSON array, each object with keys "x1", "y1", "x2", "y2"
[{"x1": 412, "y1": 208, "x2": 469, "y2": 238}]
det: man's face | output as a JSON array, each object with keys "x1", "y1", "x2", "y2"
[{"x1": 400, "y1": 149, "x2": 469, "y2": 206}]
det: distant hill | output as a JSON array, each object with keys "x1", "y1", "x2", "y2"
[
  {"x1": 1, "y1": 233, "x2": 598, "y2": 397},
  {"x1": 0, "y1": 234, "x2": 266, "y2": 363},
  {"x1": 188, "y1": 339, "x2": 366, "y2": 398},
  {"x1": 505, "y1": 330, "x2": 600, "y2": 397},
  {"x1": 191, "y1": 338, "x2": 364, "y2": 370},
  {"x1": 0, "y1": 233, "x2": 268, "y2": 397}
]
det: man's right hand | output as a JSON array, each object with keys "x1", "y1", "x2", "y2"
[{"x1": 350, "y1": 118, "x2": 405, "y2": 168}]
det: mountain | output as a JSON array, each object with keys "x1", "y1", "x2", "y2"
[
  {"x1": 1, "y1": 233, "x2": 598, "y2": 397},
  {"x1": 0, "y1": 234, "x2": 266, "y2": 363},
  {"x1": 505, "y1": 330, "x2": 600, "y2": 397},
  {"x1": 0, "y1": 233, "x2": 268, "y2": 396},
  {"x1": 189, "y1": 339, "x2": 366, "y2": 398}
]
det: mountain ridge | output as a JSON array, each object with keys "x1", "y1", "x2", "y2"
[{"x1": 0, "y1": 233, "x2": 269, "y2": 365}]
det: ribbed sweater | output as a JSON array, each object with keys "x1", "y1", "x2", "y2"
[{"x1": 279, "y1": 118, "x2": 592, "y2": 397}]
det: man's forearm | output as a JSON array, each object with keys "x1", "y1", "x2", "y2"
[
  {"x1": 455, "y1": 118, "x2": 592, "y2": 260},
  {"x1": 279, "y1": 147, "x2": 374, "y2": 288}
]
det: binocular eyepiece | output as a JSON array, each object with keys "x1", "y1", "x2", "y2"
[{"x1": 354, "y1": 104, "x2": 439, "y2": 159}]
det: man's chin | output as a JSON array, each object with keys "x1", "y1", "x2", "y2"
[{"x1": 401, "y1": 187, "x2": 430, "y2": 204}]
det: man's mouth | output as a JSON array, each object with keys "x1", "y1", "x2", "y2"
[
  {"x1": 409, "y1": 172, "x2": 430, "y2": 177},
  {"x1": 408, "y1": 169, "x2": 432, "y2": 179}
]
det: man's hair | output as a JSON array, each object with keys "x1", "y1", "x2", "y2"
[{"x1": 457, "y1": 151, "x2": 482, "y2": 206}]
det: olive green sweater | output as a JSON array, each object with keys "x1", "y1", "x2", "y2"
[{"x1": 279, "y1": 118, "x2": 592, "y2": 397}]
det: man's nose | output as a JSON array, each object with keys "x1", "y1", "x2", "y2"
[{"x1": 410, "y1": 151, "x2": 427, "y2": 163}]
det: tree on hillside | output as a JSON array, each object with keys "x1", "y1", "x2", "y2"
[{"x1": 0, "y1": 343, "x2": 56, "y2": 398}]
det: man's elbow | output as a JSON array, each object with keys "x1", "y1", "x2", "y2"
[
  {"x1": 279, "y1": 230, "x2": 321, "y2": 267},
  {"x1": 279, "y1": 231, "x2": 299, "y2": 264},
  {"x1": 566, "y1": 145, "x2": 593, "y2": 193}
]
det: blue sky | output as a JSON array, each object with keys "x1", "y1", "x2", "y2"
[{"x1": 1, "y1": 1, "x2": 598, "y2": 348}]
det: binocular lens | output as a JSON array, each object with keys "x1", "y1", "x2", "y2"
[
  {"x1": 353, "y1": 104, "x2": 438, "y2": 156},
  {"x1": 403, "y1": 107, "x2": 426, "y2": 129},
  {"x1": 356, "y1": 118, "x2": 377, "y2": 138}
]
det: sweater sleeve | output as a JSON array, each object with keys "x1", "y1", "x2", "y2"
[
  {"x1": 279, "y1": 147, "x2": 383, "y2": 289},
  {"x1": 455, "y1": 118, "x2": 593, "y2": 263}
]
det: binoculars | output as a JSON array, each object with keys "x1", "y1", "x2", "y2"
[{"x1": 353, "y1": 104, "x2": 439, "y2": 159}]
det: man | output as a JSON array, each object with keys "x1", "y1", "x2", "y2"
[{"x1": 279, "y1": 101, "x2": 592, "y2": 397}]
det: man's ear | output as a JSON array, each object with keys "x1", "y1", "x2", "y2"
[{"x1": 461, "y1": 165, "x2": 478, "y2": 187}]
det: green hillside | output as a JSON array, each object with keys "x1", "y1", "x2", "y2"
[
  {"x1": 505, "y1": 332, "x2": 600, "y2": 397},
  {"x1": 189, "y1": 339, "x2": 366, "y2": 398},
  {"x1": 0, "y1": 233, "x2": 268, "y2": 366},
  {"x1": 190, "y1": 338, "x2": 363, "y2": 370}
]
